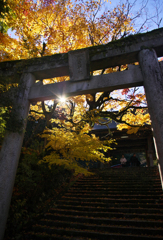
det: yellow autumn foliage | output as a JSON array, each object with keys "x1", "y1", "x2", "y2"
[
  {"x1": 117, "y1": 109, "x2": 151, "y2": 133},
  {"x1": 39, "y1": 127, "x2": 115, "y2": 175}
]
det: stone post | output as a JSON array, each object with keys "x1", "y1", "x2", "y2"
[
  {"x1": 147, "y1": 136, "x2": 155, "y2": 167},
  {"x1": 138, "y1": 49, "x2": 163, "y2": 188},
  {"x1": 0, "y1": 73, "x2": 35, "y2": 240}
]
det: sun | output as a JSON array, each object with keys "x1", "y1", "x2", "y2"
[{"x1": 59, "y1": 96, "x2": 66, "y2": 103}]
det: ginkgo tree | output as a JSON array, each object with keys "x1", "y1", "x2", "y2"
[
  {"x1": 1, "y1": 0, "x2": 160, "y2": 173},
  {"x1": 39, "y1": 127, "x2": 115, "y2": 175}
]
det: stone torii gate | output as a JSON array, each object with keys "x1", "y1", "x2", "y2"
[{"x1": 0, "y1": 28, "x2": 163, "y2": 239}]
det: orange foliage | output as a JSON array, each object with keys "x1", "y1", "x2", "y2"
[{"x1": 0, "y1": 0, "x2": 134, "y2": 61}]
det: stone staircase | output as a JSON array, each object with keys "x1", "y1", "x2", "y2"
[{"x1": 26, "y1": 167, "x2": 163, "y2": 239}]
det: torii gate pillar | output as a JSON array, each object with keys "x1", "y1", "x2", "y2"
[
  {"x1": 139, "y1": 49, "x2": 163, "y2": 188},
  {"x1": 0, "y1": 73, "x2": 35, "y2": 240}
]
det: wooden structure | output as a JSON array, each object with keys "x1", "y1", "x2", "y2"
[
  {"x1": 92, "y1": 122, "x2": 155, "y2": 167},
  {"x1": 0, "y1": 28, "x2": 163, "y2": 239}
]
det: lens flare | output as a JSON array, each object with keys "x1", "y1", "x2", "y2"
[{"x1": 59, "y1": 96, "x2": 66, "y2": 103}]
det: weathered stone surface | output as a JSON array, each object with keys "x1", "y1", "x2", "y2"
[
  {"x1": 68, "y1": 49, "x2": 90, "y2": 81},
  {"x1": 0, "y1": 73, "x2": 35, "y2": 240},
  {"x1": 160, "y1": 61, "x2": 163, "y2": 74},
  {"x1": 28, "y1": 65, "x2": 143, "y2": 102},
  {"x1": 0, "y1": 28, "x2": 163, "y2": 82},
  {"x1": 0, "y1": 54, "x2": 69, "y2": 82},
  {"x1": 139, "y1": 49, "x2": 163, "y2": 189},
  {"x1": 89, "y1": 28, "x2": 163, "y2": 71}
]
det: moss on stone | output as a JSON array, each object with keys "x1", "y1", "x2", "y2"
[{"x1": 0, "y1": 27, "x2": 163, "y2": 82}]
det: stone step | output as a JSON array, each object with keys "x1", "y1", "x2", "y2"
[
  {"x1": 26, "y1": 231, "x2": 163, "y2": 240},
  {"x1": 25, "y1": 167, "x2": 163, "y2": 239},
  {"x1": 75, "y1": 180, "x2": 161, "y2": 185},
  {"x1": 67, "y1": 190, "x2": 163, "y2": 195},
  {"x1": 46, "y1": 209, "x2": 163, "y2": 220},
  {"x1": 32, "y1": 221, "x2": 163, "y2": 236},
  {"x1": 53, "y1": 205, "x2": 163, "y2": 214},
  {"x1": 80, "y1": 176, "x2": 160, "y2": 180},
  {"x1": 70, "y1": 186, "x2": 161, "y2": 190},
  {"x1": 94, "y1": 167, "x2": 158, "y2": 172},
  {"x1": 59, "y1": 197, "x2": 163, "y2": 205},
  {"x1": 69, "y1": 188, "x2": 162, "y2": 192},
  {"x1": 56, "y1": 200, "x2": 163, "y2": 208},
  {"x1": 27, "y1": 225, "x2": 163, "y2": 240},
  {"x1": 73, "y1": 184, "x2": 161, "y2": 189},
  {"x1": 85, "y1": 172, "x2": 160, "y2": 177},
  {"x1": 78, "y1": 174, "x2": 160, "y2": 178},
  {"x1": 83, "y1": 177, "x2": 160, "y2": 181},
  {"x1": 64, "y1": 193, "x2": 163, "y2": 199},
  {"x1": 60, "y1": 196, "x2": 163, "y2": 202},
  {"x1": 40, "y1": 215, "x2": 163, "y2": 228}
]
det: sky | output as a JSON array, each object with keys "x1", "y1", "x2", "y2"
[{"x1": 102, "y1": 0, "x2": 163, "y2": 32}]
